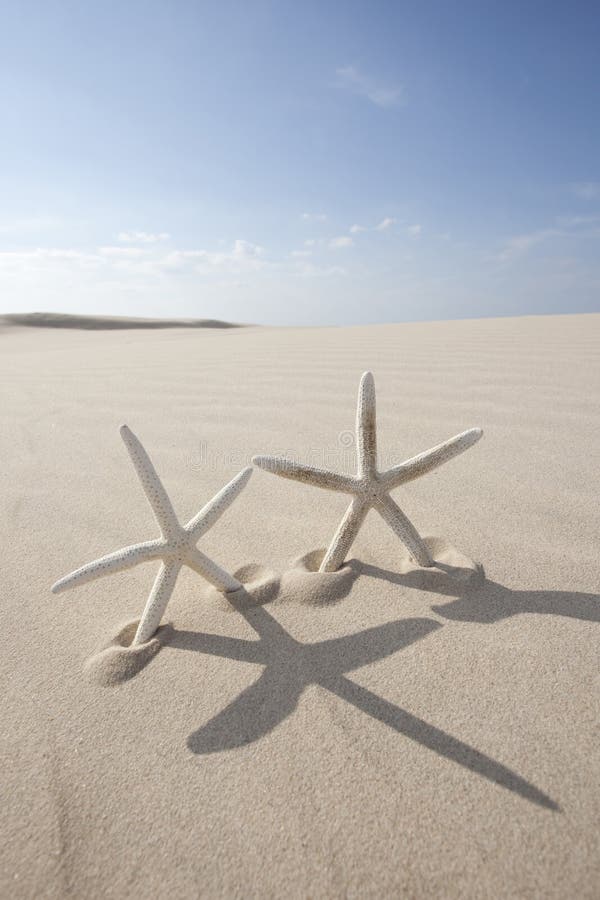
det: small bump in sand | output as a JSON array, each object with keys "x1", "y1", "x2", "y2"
[
  {"x1": 208, "y1": 564, "x2": 281, "y2": 610},
  {"x1": 279, "y1": 550, "x2": 358, "y2": 605},
  {"x1": 278, "y1": 538, "x2": 482, "y2": 605},
  {"x1": 370, "y1": 535, "x2": 485, "y2": 588},
  {"x1": 85, "y1": 620, "x2": 172, "y2": 686},
  {"x1": 85, "y1": 541, "x2": 483, "y2": 689}
]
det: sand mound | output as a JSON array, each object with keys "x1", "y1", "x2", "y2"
[
  {"x1": 0, "y1": 311, "x2": 244, "y2": 330},
  {"x1": 357, "y1": 535, "x2": 484, "y2": 590},
  {"x1": 83, "y1": 545, "x2": 482, "y2": 691},
  {"x1": 85, "y1": 619, "x2": 172, "y2": 685},
  {"x1": 277, "y1": 539, "x2": 482, "y2": 606},
  {"x1": 279, "y1": 549, "x2": 358, "y2": 604},
  {"x1": 207, "y1": 564, "x2": 281, "y2": 610}
]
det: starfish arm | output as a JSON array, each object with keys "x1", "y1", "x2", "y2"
[
  {"x1": 320, "y1": 497, "x2": 368, "y2": 572},
  {"x1": 185, "y1": 546, "x2": 241, "y2": 593},
  {"x1": 185, "y1": 467, "x2": 253, "y2": 538},
  {"x1": 133, "y1": 561, "x2": 181, "y2": 645},
  {"x1": 120, "y1": 425, "x2": 180, "y2": 536},
  {"x1": 51, "y1": 540, "x2": 163, "y2": 594},
  {"x1": 356, "y1": 371, "x2": 377, "y2": 477},
  {"x1": 252, "y1": 456, "x2": 356, "y2": 494},
  {"x1": 373, "y1": 494, "x2": 433, "y2": 567},
  {"x1": 382, "y1": 427, "x2": 483, "y2": 488}
]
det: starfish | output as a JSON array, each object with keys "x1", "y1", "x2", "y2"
[
  {"x1": 253, "y1": 372, "x2": 482, "y2": 572},
  {"x1": 52, "y1": 426, "x2": 252, "y2": 645}
]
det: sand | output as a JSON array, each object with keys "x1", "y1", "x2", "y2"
[
  {"x1": 0, "y1": 313, "x2": 598, "y2": 898},
  {"x1": 0, "y1": 312, "x2": 244, "y2": 330}
]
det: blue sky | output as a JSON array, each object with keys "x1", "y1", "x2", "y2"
[{"x1": 1, "y1": 0, "x2": 599, "y2": 325}]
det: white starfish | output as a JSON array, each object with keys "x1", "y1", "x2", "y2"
[
  {"x1": 52, "y1": 426, "x2": 252, "y2": 645},
  {"x1": 253, "y1": 372, "x2": 482, "y2": 572}
]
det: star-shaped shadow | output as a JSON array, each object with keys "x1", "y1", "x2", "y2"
[
  {"x1": 357, "y1": 562, "x2": 600, "y2": 625},
  {"x1": 166, "y1": 598, "x2": 557, "y2": 810}
]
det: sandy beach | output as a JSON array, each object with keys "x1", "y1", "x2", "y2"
[{"x1": 1, "y1": 312, "x2": 598, "y2": 898}]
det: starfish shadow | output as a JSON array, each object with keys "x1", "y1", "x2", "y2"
[
  {"x1": 357, "y1": 563, "x2": 600, "y2": 625},
  {"x1": 165, "y1": 595, "x2": 557, "y2": 810}
]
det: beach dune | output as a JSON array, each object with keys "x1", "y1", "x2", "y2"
[{"x1": 0, "y1": 313, "x2": 598, "y2": 898}]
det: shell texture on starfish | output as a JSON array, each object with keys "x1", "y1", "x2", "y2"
[
  {"x1": 52, "y1": 426, "x2": 252, "y2": 645},
  {"x1": 253, "y1": 372, "x2": 482, "y2": 572}
]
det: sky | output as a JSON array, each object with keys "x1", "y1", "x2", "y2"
[{"x1": 0, "y1": 0, "x2": 599, "y2": 326}]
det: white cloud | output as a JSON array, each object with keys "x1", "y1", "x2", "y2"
[
  {"x1": 0, "y1": 248, "x2": 100, "y2": 268},
  {"x1": 375, "y1": 217, "x2": 396, "y2": 231},
  {"x1": 290, "y1": 249, "x2": 312, "y2": 258},
  {"x1": 496, "y1": 229, "x2": 558, "y2": 261},
  {"x1": 231, "y1": 239, "x2": 264, "y2": 260},
  {"x1": 98, "y1": 246, "x2": 148, "y2": 257},
  {"x1": 293, "y1": 262, "x2": 347, "y2": 278},
  {"x1": 301, "y1": 213, "x2": 327, "y2": 222},
  {"x1": 555, "y1": 214, "x2": 600, "y2": 229},
  {"x1": 571, "y1": 182, "x2": 600, "y2": 200},
  {"x1": 495, "y1": 214, "x2": 600, "y2": 263},
  {"x1": 407, "y1": 224, "x2": 422, "y2": 236},
  {"x1": 161, "y1": 240, "x2": 265, "y2": 273},
  {"x1": 304, "y1": 239, "x2": 316, "y2": 247},
  {"x1": 329, "y1": 236, "x2": 353, "y2": 249},
  {"x1": 0, "y1": 215, "x2": 63, "y2": 235},
  {"x1": 0, "y1": 238, "x2": 267, "y2": 284},
  {"x1": 349, "y1": 217, "x2": 395, "y2": 235},
  {"x1": 118, "y1": 231, "x2": 170, "y2": 243},
  {"x1": 335, "y1": 65, "x2": 404, "y2": 108}
]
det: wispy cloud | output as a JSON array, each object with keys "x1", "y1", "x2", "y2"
[
  {"x1": 0, "y1": 215, "x2": 63, "y2": 235},
  {"x1": 0, "y1": 248, "x2": 100, "y2": 267},
  {"x1": 162, "y1": 240, "x2": 266, "y2": 272},
  {"x1": 407, "y1": 224, "x2": 422, "y2": 236},
  {"x1": 495, "y1": 214, "x2": 600, "y2": 262},
  {"x1": 571, "y1": 182, "x2": 600, "y2": 200},
  {"x1": 231, "y1": 239, "x2": 264, "y2": 259},
  {"x1": 99, "y1": 246, "x2": 148, "y2": 257},
  {"x1": 555, "y1": 214, "x2": 600, "y2": 229},
  {"x1": 329, "y1": 235, "x2": 353, "y2": 249},
  {"x1": 301, "y1": 212, "x2": 327, "y2": 222},
  {"x1": 0, "y1": 239, "x2": 267, "y2": 279},
  {"x1": 118, "y1": 230, "x2": 170, "y2": 243},
  {"x1": 495, "y1": 229, "x2": 558, "y2": 261},
  {"x1": 292, "y1": 262, "x2": 347, "y2": 278},
  {"x1": 375, "y1": 217, "x2": 396, "y2": 231},
  {"x1": 335, "y1": 65, "x2": 404, "y2": 108},
  {"x1": 350, "y1": 217, "x2": 396, "y2": 235}
]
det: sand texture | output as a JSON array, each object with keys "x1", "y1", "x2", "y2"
[{"x1": 0, "y1": 313, "x2": 598, "y2": 898}]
